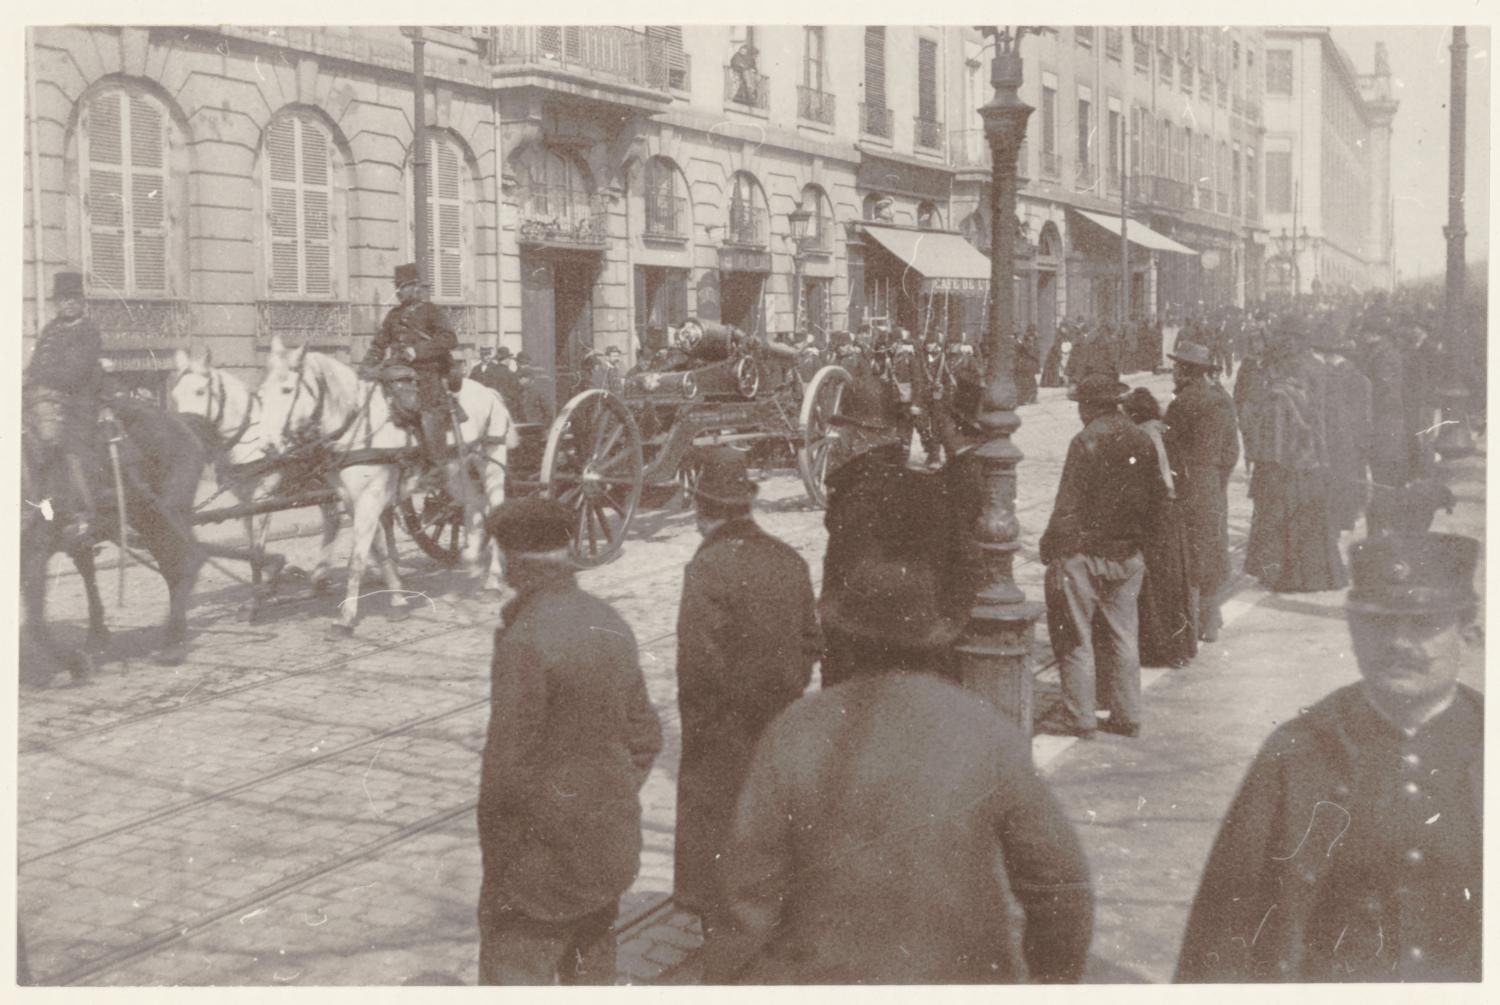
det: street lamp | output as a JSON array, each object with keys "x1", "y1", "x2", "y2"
[
  {"x1": 399, "y1": 27, "x2": 429, "y2": 286},
  {"x1": 960, "y1": 25, "x2": 1047, "y2": 744},
  {"x1": 1435, "y1": 26, "x2": 1476, "y2": 461},
  {"x1": 788, "y1": 205, "x2": 812, "y2": 336},
  {"x1": 1272, "y1": 225, "x2": 1309, "y2": 299}
]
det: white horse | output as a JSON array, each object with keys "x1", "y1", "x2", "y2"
[
  {"x1": 169, "y1": 347, "x2": 342, "y2": 607},
  {"x1": 256, "y1": 336, "x2": 515, "y2": 633}
]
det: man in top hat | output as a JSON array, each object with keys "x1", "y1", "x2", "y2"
[
  {"x1": 673, "y1": 446, "x2": 820, "y2": 958},
  {"x1": 469, "y1": 346, "x2": 524, "y2": 419},
  {"x1": 25, "y1": 271, "x2": 107, "y2": 544},
  {"x1": 1164, "y1": 341, "x2": 1242, "y2": 642},
  {"x1": 1178, "y1": 529, "x2": 1482, "y2": 982},
  {"x1": 476, "y1": 497, "x2": 662, "y2": 985},
  {"x1": 363, "y1": 262, "x2": 458, "y2": 472},
  {"x1": 1039, "y1": 373, "x2": 1165, "y2": 738},
  {"x1": 703, "y1": 556, "x2": 1094, "y2": 983}
]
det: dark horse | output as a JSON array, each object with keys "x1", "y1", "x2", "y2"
[{"x1": 21, "y1": 398, "x2": 208, "y2": 680}]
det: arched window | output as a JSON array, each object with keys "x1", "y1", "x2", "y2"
[
  {"x1": 408, "y1": 132, "x2": 472, "y2": 302},
  {"x1": 79, "y1": 87, "x2": 172, "y2": 296},
  {"x1": 515, "y1": 145, "x2": 603, "y2": 246},
  {"x1": 917, "y1": 200, "x2": 942, "y2": 230},
  {"x1": 263, "y1": 113, "x2": 336, "y2": 298},
  {"x1": 727, "y1": 170, "x2": 765, "y2": 245},
  {"x1": 1038, "y1": 222, "x2": 1062, "y2": 260},
  {"x1": 862, "y1": 192, "x2": 893, "y2": 222},
  {"x1": 643, "y1": 156, "x2": 685, "y2": 238}
]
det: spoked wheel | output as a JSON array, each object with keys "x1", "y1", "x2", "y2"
[
  {"x1": 677, "y1": 453, "x2": 703, "y2": 510},
  {"x1": 541, "y1": 389, "x2": 644, "y2": 567},
  {"x1": 397, "y1": 486, "x2": 465, "y2": 566},
  {"x1": 734, "y1": 356, "x2": 761, "y2": 399},
  {"x1": 797, "y1": 364, "x2": 854, "y2": 509}
]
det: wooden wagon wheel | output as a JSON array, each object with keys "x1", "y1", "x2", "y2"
[
  {"x1": 397, "y1": 486, "x2": 465, "y2": 566},
  {"x1": 541, "y1": 389, "x2": 644, "y2": 567},
  {"x1": 734, "y1": 356, "x2": 761, "y2": 400},
  {"x1": 797, "y1": 364, "x2": 854, "y2": 509}
]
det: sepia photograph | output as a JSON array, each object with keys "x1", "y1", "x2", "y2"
[{"x1": 14, "y1": 10, "x2": 1491, "y2": 992}]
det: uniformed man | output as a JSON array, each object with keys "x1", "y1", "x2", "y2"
[
  {"x1": 363, "y1": 262, "x2": 458, "y2": 471},
  {"x1": 1178, "y1": 529, "x2": 1482, "y2": 982},
  {"x1": 24, "y1": 271, "x2": 107, "y2": 545}
]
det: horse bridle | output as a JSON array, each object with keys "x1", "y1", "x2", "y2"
[{"x1": 171, "y1": 367, "x2": 253, "y2": 451}]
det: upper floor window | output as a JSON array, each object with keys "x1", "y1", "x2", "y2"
[
  {"x1": 804, "y1": 27, "x2": 826, "y2": 90},
  {"x1": 1266, "y1": 49, "x2": 1293, "y2": 95},
  {"x1": 408, "y1": 133, "x2": 471, "y2": 302},
  {"x1": 80, "y1": 88, "x2": 173, "y2": 296},
  {"x1": 263, "y1": 113, "x2": 337, "y2": 298}
]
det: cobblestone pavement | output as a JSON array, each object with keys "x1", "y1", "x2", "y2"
[{"x1": 20, "y1": 373, "x2": 1215, "y2": 986}]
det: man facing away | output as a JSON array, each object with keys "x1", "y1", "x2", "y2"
[
  {"x1": 1040, "y1": 373, "x2": 1165, "y2": 739},
  {"x1": 674, "y1": 447, "x2": 821, "y2": 957},
  {"x1": 703, "y1": 555, "x2": 1094, "y2": 984},
  {"x1": 476, "y1": 497, "x2": 662, "y2": 985},
  {"x1": 1178, "y1": 529, "x2": 1482, "y2": 982}
]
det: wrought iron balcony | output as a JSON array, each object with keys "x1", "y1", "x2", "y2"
[
  {"x1": 484, "y1": 25, "x2": 671, "y2": 94},
  {"x1": 726, "y1": 203, "x2": 764, "y2": 247},
  {"x1": 516, "y1": 185, "x2": 609, "y2": 248},
  {"x1": 914, "y1": 116, "x2": 943, "y2": 151},
  {"x1": 724, "y1": 65, "x2": 768, "y2": 110},
  {"x1": 860, "y1": 103, "x2": 893, "y2": 140},
  {"x1": 798, "y1": 86, "x2": 836, "y2": 126},
  {"x1": 644, "y1": 192, "x2": 688, "y2": 239}
]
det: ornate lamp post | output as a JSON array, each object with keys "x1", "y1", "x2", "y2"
[
  {"x1": 1435, "y1": 26, "x2": 1476, "y2": 460},
  {"x1": 1272, "y1": 225, "x2": 1308, "y2": 301},
  {"x1": 788, "y1": 205, "x2": 812, "y2": 336},
  {"x1": 957, "y1": 26, "x2": 1046, "y2": 744},
  {"x1": 400, "y1": 27, "x2": 429, "y2": 285}
]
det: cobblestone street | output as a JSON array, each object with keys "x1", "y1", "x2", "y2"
[{"x1": 18, "y1": 372, "x2": 1485, "y2": 986}]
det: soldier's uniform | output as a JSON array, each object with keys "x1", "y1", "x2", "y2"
[
  {"x1": 25, "y1": 271, "x2": 106, "y2": 539},
  {"x1": 364, "y1": 262, "x2": 458, "y2": 469}
]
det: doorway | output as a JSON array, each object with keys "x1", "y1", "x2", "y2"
[
  {"x1": 720, "y1": 272, "x2": 765, "y2": 335},
  {"x1": 521, "y1": 251, "x2": 598, "y2": 411},
  {"x1": 1037, "y1": 268, "x2": 1058, "y2": 360}
]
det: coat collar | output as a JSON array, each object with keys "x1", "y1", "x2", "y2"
[
  {"x1": 499, "y1": 566, "x2": 578, "y2": 628},
  {"x1": 695, "y1": 515, "x2": 760, "y2": 555}
]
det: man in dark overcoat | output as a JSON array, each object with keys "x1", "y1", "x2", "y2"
[
  {"x1": 363, "y1": 262, "x2": 458, "y2": 470},
  {"x1": 469, "y1": 346, "x2": 524, "y2": 418},
  {"x1": 25, "y1": 271, "x2": 107, "y2": 545},
  {"x1": 1361, "y1": 318, "x2": 1409, "y2": 494},
  {"x1": 1314, "y1": 334, "x2": 1373, "y2": 535},
  {"x1": 673, "y1": 448, "x2": 821, "y2": 954},
  {"x1": 1040, "y1": 374, "x2": 1164, "y2": 738},
  {"x1": 703, "y1": 556, "x2": 1094, "y2": 983},
  {"x1": 1165, "y1": 342, "x2": 1241, "y2": 642},
  {"x1": 1178, "y1": 530, "x2": 1482, "y2": 982},
  {"x1": 476, "y1": 498, "x2": 662, "y2": 984}
]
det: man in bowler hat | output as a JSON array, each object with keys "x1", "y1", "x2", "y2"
[
  {"x1": 24, "y1": 271, "x2": 107, "y2": 545},
  {"x1": 1040, "y1": 373, "x2": 1165, "y2": 738},
  {"x1": 1178, "y1": 529, "x2": 1482, "y2": 981},
  {"x1": 363, "y1": 263, "x2": 459, "y2": 472},
  {"x1": 673, "y1": 447, "x2": 821, "y2": 957},
  {"x1": 704, "y1": 556, "x2": 1094, "y2": 983},
  {"x1": 476, "y1": 497, "x2": 662, "y2": 984}
]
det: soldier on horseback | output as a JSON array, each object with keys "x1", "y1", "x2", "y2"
[
  {"x1": 24, "y1": 271, "x2": 107, "y2": 546},
  {"x1": 362, "y1": 262, "x2": 459, "y2": 474}
]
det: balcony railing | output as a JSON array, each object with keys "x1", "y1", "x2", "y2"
[
  {"x1": 914, "y1": 116, "x2": 943, "y2": 151},
  {"x1": 724, "y1": 65, "x2": 768, "y2": 110},
  {"x1": 949, "y1": 129, "x2": 990, "y2": 170},
  {"x1": 1130, "y1": 174, "x2": 1191, "y2": 211},
  {"x1": 1041, "y1": 150, "x2": 1061, "y2": 179},
  {"x1": 1074, "y1": 160, "x2": 1099, "y2": 191},
  {"x1": 485, "y1": 26, "x2": 671, "y2": 94},
  {"x1": 797, "y1": 85, "x2": 836, "y2": 126},
  {"x1": 516, "y1": 185, "x2": 609, "y2": 247},
  {"x1": 860, "y1": 103, "x2": 893, "y2": 140},
  {"x1": 644, "y1": 191, "x2": 688, "y2": 238},
  {"x1": 726, "y1": 203, "x2": 764, "y2": 246}
]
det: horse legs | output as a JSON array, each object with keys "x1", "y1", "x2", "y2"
[
  {"x1": 374, "y1": 508, "x2": 411, "y2": 621},
  {"x1": 332, "y1": 472, "x2": 392, "y2": 635},
  {"x1": 71, "y1": 543, "x2": 111, "y2": 654},
  {"x1": 148, "y1": 516, "x2": 204, "y2": 666},
  {"x1": 309, "y1": 495, "x2": 341, "y2": 595},
  {"x1": 21, "y1": 537, "x2": 92, "y2": 682}
]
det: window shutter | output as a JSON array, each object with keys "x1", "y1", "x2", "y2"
[
  {"x1": 917, "y1": 38, "x2": 938, "y2": 121},
  {"x1": 299, "y1": 120, "x2": 331, "y2": 296},
  {"x1": 84, "y1": 92, "x2": 127, "y2": 292},
  {"x1": 864, "y1": 27, "x2": 886, "y2": 109},
  {"x1": 434, "y1": 137, "x2": 464, "y2": 301},
  {"x1": 83, "y1": 90, "x2": 172, "y2": 296},
  {"x1": 266, "y1": 115, "x2": 334, "y2": 297},
  {"x1": 646, "y1": 26, "x2": 686, "y2": 89},
  {"x1": 266, "y1": 118, "x2": 300, "y2": 295},
  {"x1": 128, "y1": 96, "x2": 168, "y2": 293}
]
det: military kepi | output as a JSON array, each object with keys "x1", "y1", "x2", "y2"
[
  {"x1": 1346, "y1": 532, "x2": 1479, "y2": 616},
  {"x1": 52, "y1": 271, "x2": 84, "y2": 299},
  {"x1": 394, "y1": 262, "x2": 421, "y2": 287},
  {"x1": 485, "y1": 497, "x2": 574, "y2": 555}
]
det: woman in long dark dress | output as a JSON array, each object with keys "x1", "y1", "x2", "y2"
[{"x1": 1122, "y1": 388, "x2": 1197, "y2": 668}]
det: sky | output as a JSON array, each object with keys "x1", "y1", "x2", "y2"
[{"x1": 1330, "y1": 25, "x2": 1490, "y2": 282}]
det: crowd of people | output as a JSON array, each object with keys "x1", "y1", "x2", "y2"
[{"x1": 471, "y1": 288, "x2": 1482, "y2": 985}]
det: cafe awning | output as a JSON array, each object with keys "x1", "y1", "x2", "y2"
[
  {"x1": 1072, "y1": 209, "x2": 1198, "y2": 256},
  {"x1": 861, "y1": 223, "x2": 992, "y2": 293}
]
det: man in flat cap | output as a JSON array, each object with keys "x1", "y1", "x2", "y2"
[
  {"x1": 1178, "y1": 529, "x2": 1482, "y2": 982},
  {"x1": 1040, "y1": 373, "x2": 1165, "y2": 738},
  {"x1": 704, "y1": 556, "x2": 1094, "y2": 983},
  {"x1": 476, "y1": 497, "x2": 662, "y2": 985},
  {"x1": 363, "y1": 263, "x2": 458, "y2": 473},
  {"x1": 673, "y1": 446, "x2": 820, "y2": 958},
  {"x1": 24, "y1": 271, "x2": 107, "y2": 544}
]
